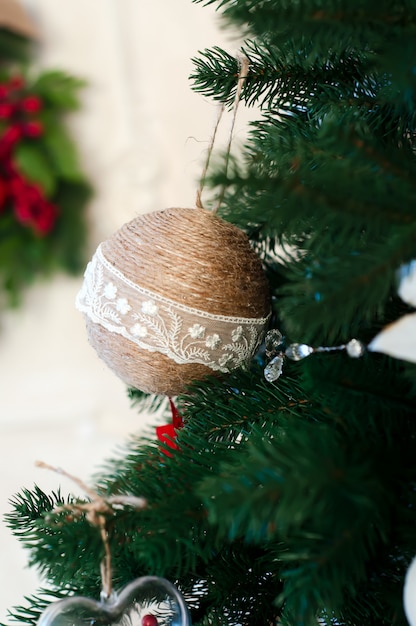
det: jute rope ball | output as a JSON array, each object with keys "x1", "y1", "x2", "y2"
[{"x1": 76, "y1": 207, "x2": 271, "y2": 396}]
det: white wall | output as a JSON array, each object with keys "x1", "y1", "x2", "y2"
[{"x1": 0, "y1": 1, "x2": 248, "y2": 620}]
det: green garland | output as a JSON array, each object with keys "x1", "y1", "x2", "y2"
[{"x1": 0, "y1": 64, "x2": 91, "y2": 307}]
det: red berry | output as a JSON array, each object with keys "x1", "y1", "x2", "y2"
[
  {"x1": 8, "y1": 76, "x2": 24, "y2": 90},
  {"x1": 141, "y1": 616, "x2": 158, "y2": 626},
  {"x1": 32, "y1": 200, "x2": 58, "y2": 235},
  {"x1": 29, "y1": 185, "x2": 43, "y2": 201},
  {"x1": 20, "y1": 95, "x2": 42, "y2": 114},
  {"x1": 23, "y1": 120, "x2": 43, "y2": 138},
  {"x1": 0, "y1": 84, "x2": 9, "y2": 100},
  {"x1": 9, "y1": 175, "x2": 26, "y2": 199},
  {"x1": 0, "y1": 178, "x2": 7, "y2": 210},
  {"x1": 3, "y1": 158, "x2": 17, "y2": 176},
  {"x1": 14, "y1": 199, "x2": 31, "y2": 224},
  {"x1": 0, "y1": 102, "x2": 14, "y2": 119},
  {"x1": 1, "y1": 125, "x2": 21, "y2": 146}
]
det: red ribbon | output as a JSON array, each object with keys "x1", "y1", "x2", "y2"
[{"x1": 156, "y1": 398, "x2": 184, "y2": 457}]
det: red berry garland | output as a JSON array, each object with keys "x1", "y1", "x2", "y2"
[
  {"x1": 0, "y1": 64, "x2": 90, "y2": 308},
  {"x1": 0, "y1": 74, "x2": 58, "y2": 235}
]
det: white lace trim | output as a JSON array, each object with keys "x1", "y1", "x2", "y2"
[{"x1": 75, "y1": 244, "x2": 270, "y2": 373}]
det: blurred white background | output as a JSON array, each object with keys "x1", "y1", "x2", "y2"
[{"x1": 0, "y1": 0, "x2": 249, "y2": 620}]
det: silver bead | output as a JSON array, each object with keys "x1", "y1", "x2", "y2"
[
  {"x1": 264, "y1": 355, "x2": 284, "y2": 382},
  {"x1": 346, "y1": 339, "x2": 365, "y2": 358},
  {"x1": 285, "y1": 343, "x2": 314, "y2": 361}
]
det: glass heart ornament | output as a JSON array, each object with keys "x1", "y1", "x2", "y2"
[{"x1": 37, "y1": 576, "x2": 191, "y2": 626}]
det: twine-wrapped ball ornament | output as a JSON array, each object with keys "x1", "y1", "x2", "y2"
[{"x1": 76, "y1": 207, "x2": 270, "y2": 396}]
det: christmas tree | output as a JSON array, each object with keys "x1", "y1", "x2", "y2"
[{"x1": 4, "y1": 0, "x2": 416, "y2": 625}]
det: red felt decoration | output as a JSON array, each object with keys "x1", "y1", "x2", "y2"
[{"x1": 156, "y1": 398, "x2": 184, "y2": 457}]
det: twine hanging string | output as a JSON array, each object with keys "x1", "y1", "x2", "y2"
[
  {"x1": 35, "y1": 460, "x2": 147, "y2": 599},
  {"x1": 195, "y1": 103, "x2": 224, "y2": 210},
  {"x1": 196, "y1": 55, "x2": 250, "y2": 214}
]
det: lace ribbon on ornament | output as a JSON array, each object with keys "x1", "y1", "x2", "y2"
[{"x1": 75, "y1": 244, "x2": 270, "y2": 373}]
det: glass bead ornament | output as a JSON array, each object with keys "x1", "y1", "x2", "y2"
[
  {"x1": 264, "y1": 355, "x2": 284, "y2": 382},
  {"x1": 37, "y1": 576, "x2": 191, "y2": 626},
  {"x1": 345, "y1": 338, "x2": 366, "y2": 358},
  {"x1": 142, "y1": 615, "x2": 160, "y2": 626},
  {"x1": 263, "y1": 329, "x2": 366, "y2": 383},
  {"x1": 285, "y1": 343, "x2": 314, "y2": 361},
  {"x1": 265, "y1": 328, "x2": 283, "y2": 356}
]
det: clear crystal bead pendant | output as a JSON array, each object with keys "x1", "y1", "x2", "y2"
[
  {"x1": 346, "y1": 338, "x2": 366, "y2": 358},
  {"x1": 285, "y1": 343, "x2": 314, "y2": 361},
  {"x1": 265, "y1": 329, "x2": 283, "y2": 356},
  {"x1": 262, "y1": 328, "x2": 367, "y2": 384},
  {"x1": 264, "y1": 355, "x2": 284, "y2": 382}
]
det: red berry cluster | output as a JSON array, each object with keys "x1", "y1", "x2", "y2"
[{"x1": 0, "y1": 75, "x2": 58, "y2": 235}]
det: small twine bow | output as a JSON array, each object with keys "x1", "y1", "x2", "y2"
[{"x1": 36, "y1": 460, "x2": 147, "y2": 598}]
